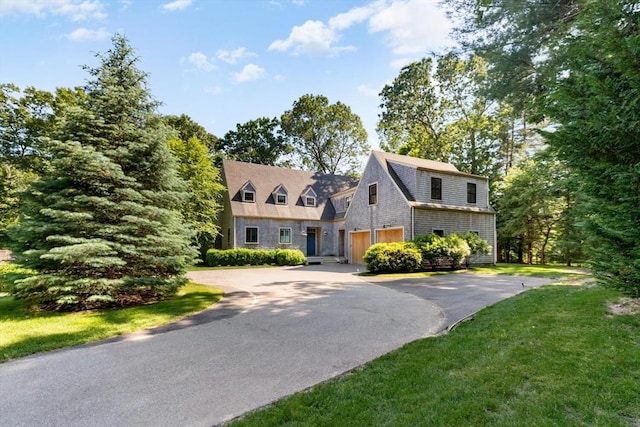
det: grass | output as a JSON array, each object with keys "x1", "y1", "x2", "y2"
[
  {"x1": 362, "y1": 262, "x2": 589, "y2": 279},
  {"x1": 0, "y1": 282, "x2": 223, "y2": 363},
  {"x1": 231, "y1": 283, "x2": 640, "y2": 426}
]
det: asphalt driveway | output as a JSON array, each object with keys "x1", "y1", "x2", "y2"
[{"x1": 0, "y1": 265, "x2": 553, "y2": 426}]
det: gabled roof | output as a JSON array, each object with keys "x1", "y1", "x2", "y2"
[
  {"x1": 372, "y1": 150, "x2": 459, "y2": 173},
  {"x1": 222, "y1": 159, "x2": 358, "y2": 221}
]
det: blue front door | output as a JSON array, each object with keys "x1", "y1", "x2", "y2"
[{"x1": 306, "y1": 228, "x2": 316, "y2": 256}]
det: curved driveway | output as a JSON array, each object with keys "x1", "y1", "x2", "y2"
[{"x1": 0, "y1": 264, "x2": 552, "y2": 426}]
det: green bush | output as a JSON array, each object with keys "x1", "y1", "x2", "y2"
[
  {"x1": 205, "y1": 248, "x2": 305, "y2": 267},
  {"x1": 275, "y1": 249, "x2": 307, "y2": 266},
  {"x1": 412, "y1": 233, "x2": 475, "y2": 269},
  {"x1": 363, "y1": 242, "x2": 422, "y2": 273}
]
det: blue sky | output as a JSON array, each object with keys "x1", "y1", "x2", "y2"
[{"x1": 0, "y1": 0, "x2": 453, "y2": 148}]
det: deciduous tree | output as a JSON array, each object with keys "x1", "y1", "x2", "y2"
[
  {"x1": 281, "y1": 94, "x2": 369, "y2": 175},
  {"x1": 219, "y1": 117, "x2": 291, "y2": 166}
]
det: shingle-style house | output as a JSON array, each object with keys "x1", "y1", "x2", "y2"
[{"x1": 219, "y1": 151, "x2": 496, "y2": 264}]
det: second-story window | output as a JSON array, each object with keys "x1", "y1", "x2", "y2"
[
  {"x1": 276, "y1": 194, "x2": 287, "y2": 205},
  {"x1": 467, "y1": 182, "x2": 477, "y2": 204},
  {"x1": 431, "y1": 177, "x2": 442, "y2": 200},
  {"x1": 345, "y1": 195, "x2": 352, "y2": 210},
  {"x1": 368, "y1": 183, "x2": 377, "y2": 205},
  {"x1": 306, "y1": 196, "x2": 316, "y2": 207}
]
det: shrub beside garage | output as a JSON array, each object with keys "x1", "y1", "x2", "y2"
[{"x1": 364, "y1": 233, "x2": 492, "y2": 273}]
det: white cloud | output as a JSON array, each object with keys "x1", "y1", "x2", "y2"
[
  {"x1": 204, "y1": 86, "x2": 222, "y2": 95},
  {"x1": 233, "y1": 64, "x2": 265, "y2": 83},
  {"x1": 269, "y1": 20, "x2": 355, "y2": 56},
  {"x1": 187, "y1": 52, "x2": 215, "y2": 71},
  {"x1": 216, "y1": 47, "x2": 255, "y2": 64},
  {"x1": 66, "y1": 27, "x2": 110, "y2": 41},
  {"x1": 162, "y1": 0, "x2": 192, "y2": 12},
  {"x1": 369, "y1": 0, "x2": 452, "y2": 56},
  {"x1": 0, "y1": 0, "x2": 107, "y2": 21},
  {"x1": 292, "y1": 0, "x2": 304, "y2": 5},
  {"x1": 267, "y1": 0, "x2": 383, "y2": 56},
  {"x1": 357, "y1": 84, "x2": 379, "y2": 98}
]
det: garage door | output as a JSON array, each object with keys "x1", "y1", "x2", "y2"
[
  {"x1": 376, "y1": 228, "x2": 404, "y2": 244},
  {"x1": 351, "y1": 231, "x2": 371, "y2": 265}
]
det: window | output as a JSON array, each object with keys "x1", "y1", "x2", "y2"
[
  {"x1": 276, "y1": 194, "x2": 287, "y2": 205},
  {"x1": 305, "y1": 196, "x2": 316, "y2": 207},
  {"x1": 345, "y1": 196, "x2": 352, "y2": 210},
  {"x1": 467, "y1": 182, "x2": 477, "y2": 204},
  {"x1": 433, "y1": 229, "x2": 444, "y2": 237},
  {"x1": 227, "y1": 228, "x2": 231, "y2": 244},
  {"x1": 245, "y1": 227, "x2": 258, "y2": 244},
  {"x1": 431, "y1": 177, "x2": 442, "y2": 200},
  {"x1": 242, "y1": 190, "x2": 255, "y2": 203},
  {"x1": 368, "y1": 183, "x2": 378, "y2": 205},
  {"x1": 279, "y1": 228, "x2": 292, "y2": 244}
]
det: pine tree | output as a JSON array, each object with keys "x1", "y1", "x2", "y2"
[{"x1": 8, "y1": 34, "x2": 195, "y2": 310}]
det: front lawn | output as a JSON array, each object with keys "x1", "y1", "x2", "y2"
[
  {"x1": 362, "y1": 262, "x2": 589, "y2": 279},
  {"x1": 0, "y1": 282, "x2": 223, "y2": 363},
  {"x1": 231, "y1": 283, "x2": 640, "y2": 426}
]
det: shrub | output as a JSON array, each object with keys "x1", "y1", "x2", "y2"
[
  {"x1": 459, "y1": 232, "x2": 492, "y2": 266},
  {"x1": 275, "y1": 249, "x2": 307, "y2": 266},
  {"x1": 363, "y1": 242, "x2": 422, "y2": 273},
  {"x1": 205, "y1": 248, "x2": 305, "y2": 267},
  {"x1": 412, "y1": 233, "x2": 474, "y2": 269}
]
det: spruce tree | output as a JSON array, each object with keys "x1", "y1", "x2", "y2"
[{"x1": 8, "y1": 34, "x2": 195, "y2": 310}]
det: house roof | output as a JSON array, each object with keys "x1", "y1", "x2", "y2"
[
  {"x1": 372, "y1": 150, "x2": 488, "y2": 179},
  {"x1": 222, "y1": 159, "x2": 358, "y2": 221}
]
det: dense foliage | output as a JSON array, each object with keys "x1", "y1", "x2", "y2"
[
  {"x1": 281, "y1": 94, "x2": 369, "y2": 175},
  {"x1": 446, "y1": 0, "x2": 640, "y2": 296},
  {"x1": 363, "y1": 242, "x2": 422, "y2": 273},
  {"x1": 219, "y1": 117, "x2": 291, "y2": 167},
  {"x1": 205, "y1": 248, "x2": 306, "y2": 267},
  {"x1": 5, "y1": 35, "x2": 195, "y2": 310}
]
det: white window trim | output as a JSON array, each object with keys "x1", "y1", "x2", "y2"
[
  {"x1": 242, "y1": 190, "x2": 256, "y2": 203},
  {"x1": 368, "y1": 182, "x2": 378, "y2": 206},
  {"x1": 276, "y1": 193, "x2": 287, "y2": 205},
  {"x1": 279, "y1": 227, "x2": 292, "y2": 244},
  {"x1": 245, "y1": 226, "x2": 259, "y2": 244},
  {"x1": 345, "y1": 195, "x2": 352, "y2": 210},
  {"x1": 305, "y1": 196, "x2": 316, "y2": 207}
]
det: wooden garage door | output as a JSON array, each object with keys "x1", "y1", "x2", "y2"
[
  {"x1": 351, "y1": 231, "x2": 371, "y2": 265},
  {"x1": 376, "y1": 228, "x2": 404, "y2": 244}
]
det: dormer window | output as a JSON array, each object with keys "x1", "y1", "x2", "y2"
[
  {"x1": 301, "y1": 187, "x2": 318, "y2": 207},
  {"x1": 272, "y1": 184, "x2": 288, "y2": 205},
  {"x1": 240, "y1": 181, "x2": 256, "y2": 203},
  {"x1": 243, "y1": 191, "x2": 255, "y2": 202},
  {"x1": 345, "y1": 195, "x2": 352, "y2": 210}
]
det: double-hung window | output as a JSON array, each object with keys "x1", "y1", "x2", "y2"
[
  {"x1": 245, "y1": 227, "x2": 258, "y2": 244},
  {"x1": 431, "y1": 177, "x2": 442, "y2": 200},
  {"x1": 279, "y1": 228, "x2": 292, "y2": 244},
  {"x1": 368, "y1": 183, "x2": 378, "y2": 205},
  {"x1": 467, "y1": 183, "x2": 477, "y2": 204}
]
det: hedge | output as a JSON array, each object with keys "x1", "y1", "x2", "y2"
[{"x1": 205, "y1": 248, "x2": 306, "y2": 267}]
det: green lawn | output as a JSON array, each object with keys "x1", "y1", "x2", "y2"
[
  {"x1": 0, "y1": 282, "x2": 223, "y2": 363},
  {"x1": 362, "y1": 262, "x2": 589, "y2": 279},
  {"x1": 231, "y1": 283, "x2": 640, "y2": 426}
]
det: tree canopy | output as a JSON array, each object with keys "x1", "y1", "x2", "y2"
[
  {"x1": 281, "y1": 94, "x2": 369, "y2": 175},
  {"x1": 219, "y1": 116, "x2": 291, "y2": 166}
]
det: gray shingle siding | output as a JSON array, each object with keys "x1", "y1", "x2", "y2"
[
  {"x1": 416, "y1": 170, "x2": 489, "y2": 208},
  {"x1": 345, "y1": 156, "x2": 412, "y2": 259}
]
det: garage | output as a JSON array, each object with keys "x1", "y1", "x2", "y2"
[
  {"x1": 376, "y1": 228, "x2": 404, "y2": 244},
  {"x1": 350, "y1": 231, "x2": 371, "y2": 265}
]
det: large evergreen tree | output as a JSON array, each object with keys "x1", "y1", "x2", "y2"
[{"x1": 7, "y1": 34, "x2": 195, "y2": 310}]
